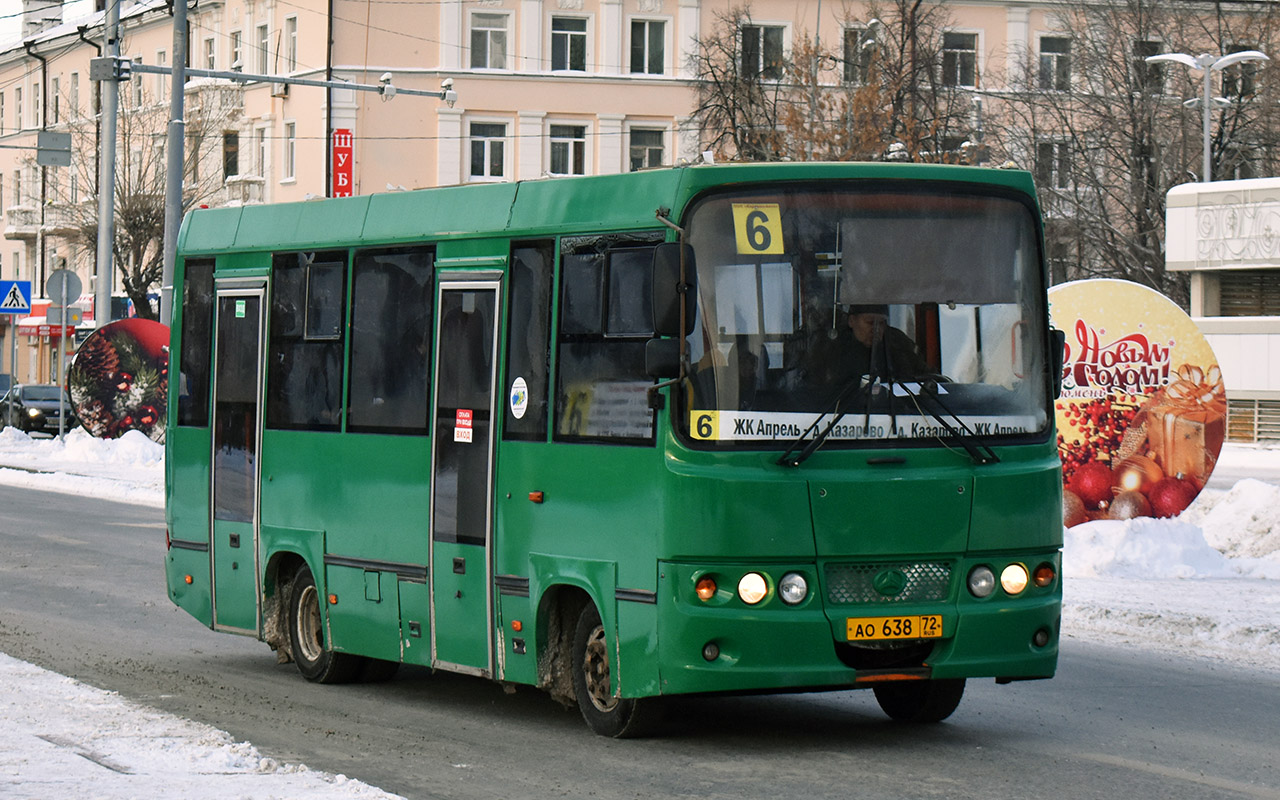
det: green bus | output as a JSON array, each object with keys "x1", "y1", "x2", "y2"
[{"x1": 164, "y1": 162, "x2": 1063, "y2": 737}]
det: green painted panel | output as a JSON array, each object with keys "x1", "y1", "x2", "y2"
[
  {"x1": 363, "y1": 183, "x2": 518, "y2": 243},
  {"x1": 398, "y1": 580, "x2": 431, "y2": 667},
  {"x1": 179, "y1": 206, "x2": 243, "y2": 253},
  {"x1": 165, "y1": 547, "x2": 212, "y2": 625},
  {"x1": 324, "y1": 565, "x2": 402, "y2": 661},
  {"x1": 211, "y1": 519, "x2": 258, "y2": 631},
  {"x1": 431, "y1": 540, "x2": 489, "y2": 669},
  {"x1": 969, "y1": 447, "x2": 1064, "y2": 551}
]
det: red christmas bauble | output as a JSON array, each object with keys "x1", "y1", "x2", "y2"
[
  {"x1": 1069, "y1": 461, "x2": 1113, "y2": 510},
  {"x1": 1062, "y1": 490, "x2": 1088, "y2": 528},
  {"x1": 1148, "y1": 476, "x2": 1198, "y2": 518},
  {"x1": 1108, "y1": 490, "x2": 1152, "y2": 520}
]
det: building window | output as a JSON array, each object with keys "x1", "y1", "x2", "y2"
[
  {"x1": 284, "y1": 17, "x2": 298, "y2": 72},
  {"x1": 1222, "y1": 45, "x2": 1262, "y2": 98},
  {"x1": 68, "y1": 74, "x2": 77, "y2": 117},
  {"x1": 204, "y1": 38, "x2": 216, "y2": 70},
  {"x1": 629, "y1": 128, "x2": 663, "y2": 171},
  {"x1": 283, "y1": 122, "x2": 296, "y2": 180},
  {"x1": 230, "y1": 31, "x2": 242, "y2": 69},
  {"x1": 842, "y1": 26, "x2": 876, "y2": 84},
  {"x1": 15, "y1": 88, "x2": 22, "y2": 129},
  {"x1": 257, "y1": 24, "x2": 270, "y2": 73},
  {"x1": 155, "y1": 52, "x2": 167, "y2": 101},
  {"x1": 0, "y1": 92, "x2": 5, "y2": 134},
  {"x1": 51, "y1": 77, "x2": 59, "y2": 123},
  {"x1": 630, "y1": 20, "x2": 664, "y2": 75},
  {"x1": 131, "y1": 57, "x2": 142, "y2": 107},
  {"x1": 941, "y1": 32, "x2": 978, "y2": 87},
  {"x1": 469, "y1": 122, "x2": 506, "y2": 180},
  {"x1": 470, "y1": 13, "x2": 508, "y2": 70},
  {"x1": 1039, "y1": 36, "x2": 1070, "y2": 91},
  {"x1": 549, "y1": 124, "x2": 586, "y2": 175},
  {"x1": 1219, "y1": 270, "x2": 1280, "y2": 315},
  {"x1": 551, "y1": 17, "x2": 588, "y2": 71},
  {"x1": 255, "y1": 127, "x2": 268, "y2": 177},
  {"x1": 223, "y1": 132, "x2": 240, "y2": 179},
  {"x1": 33, "y1": 86, "x2": 41, "y2": 127},
  {"x1": 1036, "y1": 141, "x2": 1071, "y2": 189},
  {"x1": 741, "y1": 24, "x2": 784, "y2": 80},
  {"x1": 1133, "y1": 40, "x2": 1164, "y2": 95}
]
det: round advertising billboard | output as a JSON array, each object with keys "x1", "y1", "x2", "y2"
[
  {"x1": 1049, "y1": 279, "x2": 1225, "y2": 527},
  {"x1": 68, "y1": 318, "x2": 169, "y2": 442}
]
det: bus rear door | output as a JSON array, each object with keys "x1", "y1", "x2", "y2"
[{"x1": 429, "y1": 276, "x2": 501, "y2": 676}]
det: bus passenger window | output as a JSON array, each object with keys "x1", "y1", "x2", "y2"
[
  {"x1": 555, "y1": 232, "x2": 662, "y2": 444},
  {"x1": 267, "y1": 251, "x2": 347, "y2": 431},
  {"x1": 348, "y1": 247, "x2": 434, "y2": 434},
  {"x1": 504, "y1": 241, "x2": 554, "y2": 441},
  {"x1": 177, "y1": 257, "x2": 215, "y2": 427}
]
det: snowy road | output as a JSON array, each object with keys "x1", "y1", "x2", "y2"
[{"x1": 0, "y1": 430, "x2": 1278, "y2": 798}]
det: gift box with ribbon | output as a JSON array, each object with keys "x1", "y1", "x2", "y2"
[{"x1": 1141, "y1": 364, "x2": 1226, "y2": 487}]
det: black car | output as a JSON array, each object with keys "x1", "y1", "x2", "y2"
[{"x1": 0, "y1": 384, "x2": 79, "y2": 435}]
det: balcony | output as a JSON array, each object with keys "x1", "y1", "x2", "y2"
[{"x1": 4, "y1": 206, "x2": 38, "y2": 240}]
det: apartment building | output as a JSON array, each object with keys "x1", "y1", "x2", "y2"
[{"x1": 1, "y1": 0, "x2": 1274, "y2": 387}]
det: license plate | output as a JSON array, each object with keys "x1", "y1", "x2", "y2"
[{"x1": 846, "y1": 615, "x2": 943, "y2": 641}]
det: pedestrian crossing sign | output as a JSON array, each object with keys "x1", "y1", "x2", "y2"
[{"x1": 0, "y1": 280, "x2": 33, "y2": 314}]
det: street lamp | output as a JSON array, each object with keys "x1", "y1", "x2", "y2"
[{"x1": 1146, "y1": 50, "x2": 1270, "y2": 182}]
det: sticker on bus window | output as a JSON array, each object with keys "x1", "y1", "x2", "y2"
[
  {"x1": 455, "y1": 409, "x2": 473, "y2": 443},
  {"x1": 235, "y1": 300, "x2": 246, "y2": 318},
  {"x1": 732, "y1": 203, "x2": 784, "y2": 255},
  {"x1": 510, "y1": 377, "x2": 529, "y2": 420}
]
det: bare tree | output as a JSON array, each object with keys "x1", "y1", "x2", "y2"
[
  {"x1": 688, "y1": 2, "x2": 979, "y2": 164},
  {"x1": 36, "y1": 75, "x2": 240, "y2": 320},
  {"x1": 986, "y1": 0, "x2": 1280, "y2": 304}
]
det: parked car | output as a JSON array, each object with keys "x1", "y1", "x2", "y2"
[{"x1": 0, "y1": 384, "x2": 79, "y2": 435}]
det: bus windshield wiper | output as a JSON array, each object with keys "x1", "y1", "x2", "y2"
[
  {"x1": 893, "y1": 379, "x2": 1000, "y2": 466},
  {"x1": 776, "y1": 375, "x2": 874, "y2": 467}
]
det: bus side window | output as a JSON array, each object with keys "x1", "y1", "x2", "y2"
[
  {"x1": 348, "y1": 247, "x2": 435, "y2": 434},
  {"x1": 504, "y1": 241, "x2": 554, "y2": 441},
  {"x1": 177, "y1": 257, "x2": 216, "y2": 427},
  {"x1": 267, "y1": 251, "x2": 348, "y2": 431},
  {"x1": 555, "y1": 232, "x2": 661, "y2": 444}
]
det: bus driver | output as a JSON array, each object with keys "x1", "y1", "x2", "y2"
[{"x1": 842, "y1": 303, "x2": 929, "y2": 382}]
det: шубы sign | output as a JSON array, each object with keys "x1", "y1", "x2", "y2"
[{"x1": 1049, "y1": 279, "x2": 1225, "y2": 527}]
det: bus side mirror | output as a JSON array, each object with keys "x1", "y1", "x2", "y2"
[
  {"x1": 645, "y1": 337, "x2": 681, "y2": 378},
  {"x1": 1050, "y1": 327, "x2": 1066, "y2": 399},
  {"x1": 652, "y1": 242, "x2": 696, "y2": 337}
]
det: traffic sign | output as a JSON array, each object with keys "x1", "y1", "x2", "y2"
[
  {"x1": 0, "y1": 280, "x2": 32, "y2": 314},
  {"x1": 46, "y1": 269, "x2": 82, "y2": 306}
]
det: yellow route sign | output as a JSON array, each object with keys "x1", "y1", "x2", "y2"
[{"x1": 732, "y1": 203, "x2": 784, "y2": 255}]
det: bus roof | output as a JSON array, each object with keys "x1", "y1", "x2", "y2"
[{"x1": 177, "y1": 162, "x2": 1039, "y2": 255}]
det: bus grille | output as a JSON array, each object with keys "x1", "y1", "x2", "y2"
[{"x1": 824, "y1": 561, "x2": 952, "y2": 605}]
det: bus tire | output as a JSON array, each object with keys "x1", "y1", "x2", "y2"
[
  {"x1": 288, "y1": 565, "x2": 364, "y2": 684},
  {"x1": 571, "y1": 603, "x2": 661, "y2": 738},
  {"x1": 873, "y1": 678, "x2": 966, "y2": 723}
]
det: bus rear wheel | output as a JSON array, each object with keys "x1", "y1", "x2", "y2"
[
  {"x1": 873, "y1": 678, "x2": 966, "y2": 723},
  {"x1": 288, "y1": 565, "x2": 364, "y2": 684},
  {"x1": 571, "y1": 604, "x2": 660, "y2": 738}
]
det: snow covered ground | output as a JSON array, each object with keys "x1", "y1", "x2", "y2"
[{"x1": 1, "y1": 427, "x2": 1278, "y2": 798}]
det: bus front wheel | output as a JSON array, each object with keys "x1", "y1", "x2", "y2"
[
  {"x1": 571, "y1": 604, "x2": 660, "y2": 738},
  {"x1": 873, "y1": 678, "x2": 966, "y2": 723},
  {"x1": 288, "y1": 565, "x2": 364, "y2": 684}
]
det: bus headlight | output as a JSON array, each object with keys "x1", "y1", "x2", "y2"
[
  {"x1": 967, "y1": 565, "x2": 996, "y2": 598},
  {"x1": 778, "y1": 572, "x2": 808, "y2": 605},
  {"x1": 1000, "y1": 563, "x2": 1029, "y2": 595},
  {"x1": 737, "y1": 572, "x2": 768, "y2": 605}
]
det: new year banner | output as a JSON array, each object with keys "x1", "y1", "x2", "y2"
[
  {"x1": 68, "y1": 318, "x2": 169, "y2": 442},
  {"x1": 1049, "y1": 279, "x2": 1225, "y2": 527}
]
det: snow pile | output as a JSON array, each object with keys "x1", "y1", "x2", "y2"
[
  {"x1": 0, "y1": 427, "x2": 162, "y2": 505},
  {"x1": 0, "y1": 653, "x2": 401, "y2": 800}
]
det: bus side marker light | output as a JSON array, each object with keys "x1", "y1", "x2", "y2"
[
  {"x1": 512, "y1": 620, "x2": 523, "y2": 632},
  {"x1": 1032, "y1": 628, "x2": 1051, "y2": 648},
  {"x1": 328, "y1": 594, "x2": 339, "y2": 605},
  {"x1": 529, "y1": 491, "x2": 544, "y2": 503},
  {"x1": 696, "y1": 577, "x2": 717, "y2": 601},
  {"x1": 1000, "y1": 564, "x2": 1029, "y2": 595},
  {"x1": 1033, "y1": 563, "x2": 1056, "y2": 588},
  {"x1": 702, "y1": 642, "x2": 720, "y2": 661},
  {"x1": 737, "y1": 573, "x2": 768, "y2": 605},
  {"x1": 184, "y1": 575, "x2": 193, "y2": 585},
  {"x1": 968, "y1": 566, "x2": 996, "y2": 598}
]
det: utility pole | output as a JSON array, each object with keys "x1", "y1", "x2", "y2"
[
  {"x1": 93, "y1": 0, "x2": 121, "y2": 330},
  {"x1": 160, "y1": 0, "x2": 187, "y2": 326}
]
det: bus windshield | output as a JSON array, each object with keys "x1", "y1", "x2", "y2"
[{"x1": 681, "y1": 183, "x2": 1050, "y2": 449}]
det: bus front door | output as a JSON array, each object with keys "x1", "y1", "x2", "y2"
[
  {"x1": 210, "y1": 286, "x2": 265, "y2": 634},
  {"x1": 429, "y1": 278, "x2": 500, "y2": 676}
]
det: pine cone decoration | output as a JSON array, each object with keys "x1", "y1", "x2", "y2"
[{"x1": 74, "y1": 331, "x2": 121, "y2": 382}]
